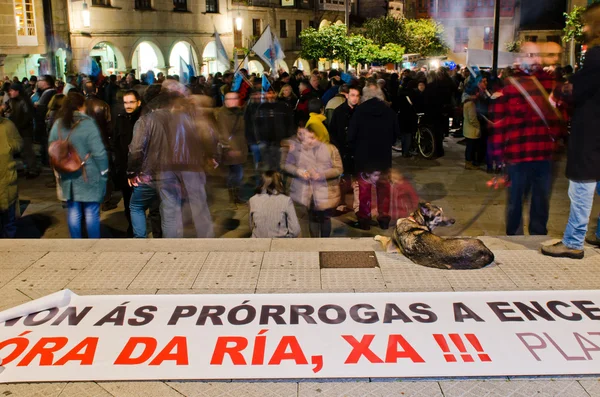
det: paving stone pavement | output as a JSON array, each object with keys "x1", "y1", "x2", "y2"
[
  {"x1": 0, "y1": 238, "x2": 600, "y2": 396},
  {"x1": 13, "y1": 137, "x2": 600, "y2": 240}
]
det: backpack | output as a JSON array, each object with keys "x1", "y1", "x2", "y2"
[{"x1": 48, "y1": 120, "x2": 90, "y2": 178}]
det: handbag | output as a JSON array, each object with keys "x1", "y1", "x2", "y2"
[{"x1": 48, "y1": 120, "x2": 90, "y2": 180}]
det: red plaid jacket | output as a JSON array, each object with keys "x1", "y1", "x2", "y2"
[{"x1": 489, "y1": 69, "x2": 565, "y2": 164}]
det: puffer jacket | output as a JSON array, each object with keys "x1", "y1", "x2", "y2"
[
  {"x1": 0, "y1": 118, "x2": 23, "y2": 210},
  {"x1": 284, "y1": 140, "x2": 343, "y2": 210}
]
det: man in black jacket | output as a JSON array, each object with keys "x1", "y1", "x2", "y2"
[
  {"x1": 329, "y1": 86, "x2": 361, "y2": 211},
  {"x1": 113, "y1": 90, "x2": 143, "y2": 236},
  {"x1": 329, "y1": 86, "x2": 360, "y2": 175},
  {"x1": 348, "y1": 83, "x2": 400, "y2": 230},
  {"x1": 542, "y1": 3, "x2": 600, "y2": 259}
]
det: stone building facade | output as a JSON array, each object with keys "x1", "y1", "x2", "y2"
[
  {"x1": 404, "y1": 0, "x2": 518, "y2": 65},
  {"x1": 1, "y1": 0, "x2": 346, "y2": 79}
]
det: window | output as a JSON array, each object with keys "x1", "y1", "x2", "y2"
[
  {"x1": 454, "y1": 27, "x2": 468, "y2": 53},
  {"x1": 14, "y1": 0, "x2": 37, "y2": 45},
  {"x1": 483, "y1": 26, "x2": 493, "y2": 50},
  {"x1": 524, "y1": 35, "x2": 538, "y2": 43},
  {"x1": 205, "y1": 0, "x2": 218, "y2": 13},
  {"x1": 280, "y1": 19, "x2": 287, "y2": 38},
  {"x1": 92, "y1": 0, "x2": 111, "y2": 6},
  {"x1": 547, "y1": 35, "x2": 561, "y2": 44},
  {"x1": 309, "y1": 20, "x2": 315, "y2": 28},
  {"x1": 135, "y1": 0, "x2": 152, "y2": 9},
  {"x1": 173, "y1": 0, "x2": 187, "y2": 11},
  {"x1": 296, "y1": 20, "x2": 302, "y2": 46},
  {"x1": 252, "y1": 19, "x2": 261, "y2": 37}
]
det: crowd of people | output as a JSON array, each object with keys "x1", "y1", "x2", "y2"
[{"x1": 0, "y1": 1, "x2": 599, "y2": 261}]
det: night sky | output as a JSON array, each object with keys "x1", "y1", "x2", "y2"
[{"x1": 520, "y1": 0, "x2": 569, "y2": 30}]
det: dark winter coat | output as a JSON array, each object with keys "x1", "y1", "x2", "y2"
[
  {"x1": 567, "y1": 45, "x2": 600, "y2": 181},
  {"x1": 348, "y1": 98, "x2": 400, "y2": 173},
  {"x1": 7, "y1": 95, "x2": 34, "y2": 138},
  {"x1": 112, "y1": 107, "x2": 141, "y2": 177}
]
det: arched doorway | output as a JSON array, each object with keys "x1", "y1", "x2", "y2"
[
  {"x1": 131, "y1": 41, "x2": 165, "y2": 78},
  {"x1": 90, "y1": 41, "x2": 126, "y2": 75},
  {"x1": 276, "y1": 59, "x2": 289, "y2": 73},
  {"x1": 247, "y1": 60, "x2": 264, "y2": 75},
  {"x1": 319, "y1": 19, "x2": 332, "y2": 30},
  {"x1": 168, "y1": 41, "x2": 200, "y2": 77},
  {"x1": 293, "y1": 58, "x2": 310, "y2": 72},
  {"x1": 201, "y1": 41, "x2": 228, "y2": 75},
  {"x1": 55, "y1": 48, "x2": 68, "y2": 79}
]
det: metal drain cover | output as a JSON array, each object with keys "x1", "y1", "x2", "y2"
[{"x1": 319, "y1": 251, "x2": 379, "y2": 269}]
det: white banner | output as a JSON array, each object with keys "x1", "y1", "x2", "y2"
[{"x1": 1, "y1": 290, "x2": 600, "y2": 383}]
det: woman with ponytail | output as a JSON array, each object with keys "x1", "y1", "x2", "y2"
[{"x1": 49, "y1": 92, "x2": 108, "y2": 238}]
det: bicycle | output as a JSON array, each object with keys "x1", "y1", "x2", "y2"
[{"x1": 412, "y1": 113, "x2": 436, "y2": 159}]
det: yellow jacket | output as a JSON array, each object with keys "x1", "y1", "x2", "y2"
[{"x1": 306, "y1": 113, "x2": 330, "y2": 143}]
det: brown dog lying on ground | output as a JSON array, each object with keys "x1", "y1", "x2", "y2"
[{"x1": 375, "y1": 202, "x2": 495, "y2": 270}]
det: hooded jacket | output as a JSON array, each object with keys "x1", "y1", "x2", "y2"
[
  {"x1": 347, "y1": 98, "x2": 399, "y2": 173},
  {"x1": 567, "y1": 45, "x2": 600, "y2": 181}
]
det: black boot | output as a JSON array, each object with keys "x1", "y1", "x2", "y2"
[
  {"x1": 231, "y1": 188, "x2": 247, "y2": 205},
  {"x1": 355, "y1": 218, "x2": 371, "y2": 231}
]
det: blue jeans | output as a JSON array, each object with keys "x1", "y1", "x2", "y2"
[
  {"x1": 67, "y1": 201, "x2": 100, "y2": 239},
  {"x1": 506, "y1": 160, "x2": 552, "y2": 235},
  {"x1": 0, "y1": 202, "x2": 17, "y2": 238},
  {"x1": 563, "y1": 181, "x2": 600, "y2": 250},
  {"x1": 227, "y1": 164, "x2": 244, "y2": 188},
  {"x1": 250, "y1": 143, "x2": 263, "y2": 169},
  {"x1": 157, "y1": 171, "x2": 213, "y2": 238},
  {"x1": 130, "y1": 183, "x2": 161, "y2": 238}
]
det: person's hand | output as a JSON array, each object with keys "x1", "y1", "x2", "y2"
[
  {"x1": 211, "y1": 158, "x2": 219, "y2": 169},
  {"x1": 310, "y1": 170, "x2": 321, "y2": 180},
  {"x1": 298, "y1": 169, "x2": 310, "y2": 180},
  {"x1": 128, "y1": 176, "x2": 140, "y2": 187},
  {"x1": 228, "y1": 150, "x2": 241, "y2": 158}
]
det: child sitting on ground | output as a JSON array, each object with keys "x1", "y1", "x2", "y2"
[{"x1": 248, "y1": 171, "x2": 301, "y2": 238}]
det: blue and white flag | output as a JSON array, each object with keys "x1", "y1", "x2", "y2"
[
  {"x1": 232, "y1": 72, "x2": 243, "y2": 92},
  {"x1": 180, "y1": 56, "x2": 190, "y2": 84},
  {"x1": 252, "y1": 25, "x2": 276, "y2": 70},
  {"x1": 272, "y1": 32, "x2": 285, "y2": 61},
  {"x1": 261, "y1": 74, "x2": 271, "y2": 92},
  {"x1": 215, "y1": 29, "x2": 230, "y2": 69}
]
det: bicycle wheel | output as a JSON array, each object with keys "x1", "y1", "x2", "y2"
[{"x1": 418, "y1": 127, "x2": 436, "y2": 159}]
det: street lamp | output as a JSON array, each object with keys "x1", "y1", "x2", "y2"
[
  {"x1": 235, "y1": 14, "x2": 243, "y2": 31},
  {"x1": 82, "y1": 1, "x2": 90, "y2": 28}
]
